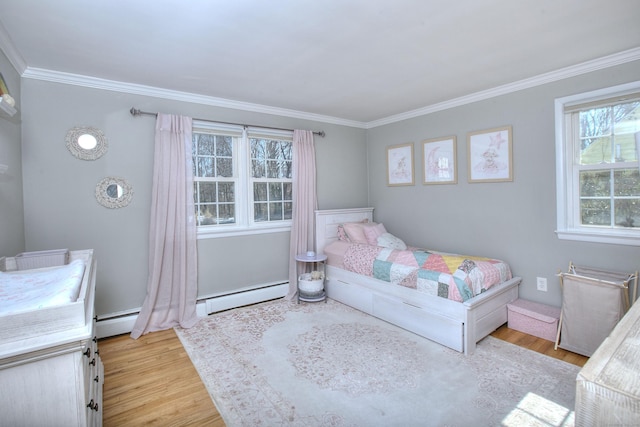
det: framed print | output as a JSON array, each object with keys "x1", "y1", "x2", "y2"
[
  {"x1": 423, "y1": 136, "x2": 457, "y2": 184},
  {"x1": 387, "y1": 143, "x2": 414, "y2": 186},
  {"x1": 467, "y1": 125, "x2": 513, "y2": 183}
]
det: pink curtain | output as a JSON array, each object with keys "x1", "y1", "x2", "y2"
[
  {"x1": 287, "y1": 130, "x2": 317, "y2": 298},
  {"x1": 131, "y1": 114, "x2": 199, "y2": 339}
]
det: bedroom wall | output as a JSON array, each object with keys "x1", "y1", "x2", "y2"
[
  {"x1": 0, "y1": 49, "x2": 25, "y2": 257},
  {"x1": 19, "y1": 79, "x2": 368, "y2": 317},
  {"x1": 366, "y1": 60, "x2": 640, "y2": 307}
]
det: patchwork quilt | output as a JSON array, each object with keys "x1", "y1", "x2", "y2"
[{"x1": 342, "y1": 244, "x2": 512, "y2": 302}]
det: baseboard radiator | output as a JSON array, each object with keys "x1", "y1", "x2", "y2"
[{"x1": 95, "y1": 282, "x2": 288, "y2": 339}]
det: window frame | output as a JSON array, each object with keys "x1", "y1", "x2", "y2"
[
  {"x1": 555, "y1": 80, "x2": 640, "y2": 246},
  {"x1": 193, "y1": 121, "x2": 294, "y2": 239}
]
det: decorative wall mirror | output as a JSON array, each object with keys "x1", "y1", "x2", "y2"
[
  {"x1": 95, "y1": 177, "x2": 133, "y2": 209},
  {"x1": 66, "y1": 126, "x2": 108, "y2": 160}
]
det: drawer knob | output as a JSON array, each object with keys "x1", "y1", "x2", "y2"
[
  {"x1": 87, "y1": 399, "x2": 99, "y2": 411},
  {"x1": 83, "y1": 348, "x2": 91, "y2": 358},
  {"x1": 89, "y1": 358, "x2": 96, "y2": 366}
]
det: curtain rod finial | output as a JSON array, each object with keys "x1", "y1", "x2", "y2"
[
  {"x1": 130, "y1": 107, "x2": 141, "y2": 116},
  {"x1": 317, "y1": 131, "x2": 326, "y2": 138}
]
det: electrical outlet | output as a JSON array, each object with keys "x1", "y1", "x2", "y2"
[{"x1": 536, "y1": 277, "x2": 548, "y2": 292}]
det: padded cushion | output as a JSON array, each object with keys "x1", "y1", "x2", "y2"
[
  {"x1": 364, "y1": 222, "x2": 387, "y2": 245},
  {"x1": 377, "y1": 233, "x2": 407, "y2": 250},
  {"x1": 342, "y1": 222, "x2": 370, "y2": 245}
]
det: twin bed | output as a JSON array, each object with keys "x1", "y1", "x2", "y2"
[{"x1": 315, "y1": 208, "x2": 521, "y2": 354}]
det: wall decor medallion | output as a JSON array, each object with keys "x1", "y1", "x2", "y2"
[
  {"x1": 95, "y1": 177, "x2": 133, "y2": 209},
  {"x1": 66, "y1": 126, "x2": 108, "y2": 160}
]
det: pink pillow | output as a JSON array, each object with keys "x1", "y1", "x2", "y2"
[
  {"x1": 364, "y1": 223, "x2": 387, "y2": 245},
  {"x1": 343, "y1": 222, "x2": 386, "y2": 246},
  {"x1": 342, "y1": 222, "x2": 369, "y2": 244}
]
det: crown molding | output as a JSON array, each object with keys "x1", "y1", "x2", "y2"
[
  {"x1": 21, "y1": 67, "x2": 366, "y2": 129},
  {"x1": 12, "y1": 45, "x2": 640, "y2": 130},
  {"x1": 366, "y1": 47, "x2": 640, "y2": 128}
]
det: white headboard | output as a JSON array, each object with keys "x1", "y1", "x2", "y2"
[{"x1": 315, "y1": 207, "x2": 374, "y2": 255}]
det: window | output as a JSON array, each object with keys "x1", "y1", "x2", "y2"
[
  {"x1": 555, "y1": 81, "x2": 640, "y2": 246},
  {"x1": 192, "y1": 122, "x2": 293, "y2": 237}
]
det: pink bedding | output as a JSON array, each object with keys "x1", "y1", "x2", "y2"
[{"x1": 324, "y1": 241, "x2": 512, "y2": 302}]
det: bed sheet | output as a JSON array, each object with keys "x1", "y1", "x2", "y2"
[
  {"x1": 325, "y1": 241, "x2": 512, "y2": 302},
  {"x1": 0, "y1": 259, "x2": 86, "y2": 316}
]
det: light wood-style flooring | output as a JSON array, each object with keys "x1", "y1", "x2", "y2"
[{"x1": 100, "y1": 323, "x2": 588, "y2": 427}]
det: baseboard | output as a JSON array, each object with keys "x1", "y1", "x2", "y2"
[
  {"x1": 204, "y1": 283, "x2": 288, "y2": 314},
  {"x1": 96, "y1": 283, "x2": 289, "y2": 339},
  {"x1": 96, "y1": 314, "x2": 137, "y2": 339}
]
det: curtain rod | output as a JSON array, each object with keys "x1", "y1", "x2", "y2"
[{"x1": 129, "y1": 107, "x2": 325, "y2": 137}]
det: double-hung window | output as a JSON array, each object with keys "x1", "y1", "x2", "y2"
[
  {"x1": 192, "y1": 121, "x2": 293, "y2": 238},
  {"x1": 555, "y1": 81, "x2": 640, "y2": 246}
]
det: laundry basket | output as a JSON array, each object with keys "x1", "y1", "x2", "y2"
[{"x1": 555, "y1": 262, "x2": 638, "y2": 357}]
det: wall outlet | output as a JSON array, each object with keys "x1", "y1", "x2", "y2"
[{"x1": 536, "y1": 277, "x2": 548, "y2": 292}]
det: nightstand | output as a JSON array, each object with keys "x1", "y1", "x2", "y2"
[{"x1": 295, "y1": 252, "x2": 327, "y2": 303}]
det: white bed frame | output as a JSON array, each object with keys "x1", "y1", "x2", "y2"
[{"x1": 315, "y1": 208, "x2": 521, "y2": 355}]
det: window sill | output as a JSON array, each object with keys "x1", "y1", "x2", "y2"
[
  {"x1": 556, "y1": 229, "x2": 640, "y2": 246},
  {"x1": 197, "y1": 224, "x2": 291, "y2": 239}
]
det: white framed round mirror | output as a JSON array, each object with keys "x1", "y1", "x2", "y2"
[
  {"x1": 95, "y1": 177, "x2": 133, "y2": 209},
  {"x1": 66, "y1": 126, "x2": 108, "y2": 160}
]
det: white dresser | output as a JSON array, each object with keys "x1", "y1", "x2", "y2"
[
  {"x1": 575, "y1": 298, "x2": 640, "y2": 426},
  {"x1": 0, "y1": 250, "x2": 103, "y2": 427}
]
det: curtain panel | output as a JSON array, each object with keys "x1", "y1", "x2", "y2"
[
  {"x1": 131, "y1": 114, "x2": 199, "y2": 338},
  {"x1": 288, "y1": 130, "x2": 318, "y2": 298}
]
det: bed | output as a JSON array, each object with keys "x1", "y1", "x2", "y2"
[
  {"x1": 315, "y1": 208, "x2": 521, "y2": 354},
  {"x1": 0, "y1": 249, "x2": 96, "y2": 348}
]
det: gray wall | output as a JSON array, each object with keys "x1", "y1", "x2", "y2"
[
  {"x1": 0, "y1": 49, "x2": 24, "y2": 257},
  {"x1": 12, "y1": 58, "x2": 640, "y2": 317},
  {"x1": 366, "y1": 60, "x2": 640, "y2": 307},
  {"x1": 20, "y1": 80, "x2": 368, "y2": 316}
]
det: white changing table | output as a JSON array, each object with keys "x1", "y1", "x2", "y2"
[{"x1": 0, "y1": 249, "x2": 103, "y2": 426}]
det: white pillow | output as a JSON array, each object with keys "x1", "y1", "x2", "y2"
[{"x1": 377, "y1": 233, "x2": 407, "y2": 250}]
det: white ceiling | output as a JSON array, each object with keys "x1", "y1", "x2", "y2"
[{"x1": 0, "y1": 0, "x2": 639, "y2": 124}]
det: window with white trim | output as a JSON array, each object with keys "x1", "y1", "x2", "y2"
[
  {"x1": 192, "y1": 122, "x2": 293, "y2": 237},
  {"x1": 555, "y1": 81, "x2": 640, "y2": 246}
]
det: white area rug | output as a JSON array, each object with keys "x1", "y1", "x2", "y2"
[{"x1": 175, "y1": 298, "x2": 579, "y2": 426}]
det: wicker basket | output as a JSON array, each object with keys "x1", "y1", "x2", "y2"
[{"x1": 298, "y1": 273, "x2": 324, "y2": 297}]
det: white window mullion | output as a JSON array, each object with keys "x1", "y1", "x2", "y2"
[{"x1": 236, "y1": 128, "x2": 250, "y2": 228}]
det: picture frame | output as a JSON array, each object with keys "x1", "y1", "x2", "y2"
[
  {"x1": 387, "y1": 143, "x2": 414, "y2": 186},
  {"x1": 467, "y1": 125, "x2": 513, "y2": 183},
  {"x1": 423, "y1": 136, "x2": 457, "y2": 184}
]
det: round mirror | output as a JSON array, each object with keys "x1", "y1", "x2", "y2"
[
  {"x1": 66, "y1": 126, "x2": 108, "y2": 160},
  {"x1": 96, "y1": 177, "x2": 133, "y2": 209}
]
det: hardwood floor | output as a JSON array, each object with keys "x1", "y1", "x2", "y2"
[
  {"x1": 99, "y1": 329, "x2": 224, "y2": 427},
  {"x1": 491, "y1": 324, "x2": 588, "y2": 367},
  {"x1": 99, "y1": 324, "x2": 588, "y2": 427}
]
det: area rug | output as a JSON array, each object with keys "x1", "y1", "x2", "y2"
[{"x1": 175, "y1": 298, "x2": 579, "y2": 427}]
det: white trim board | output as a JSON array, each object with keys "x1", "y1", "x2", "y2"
[{"x1": 95, "y1": 283, "x2": 288, "y2": 339}]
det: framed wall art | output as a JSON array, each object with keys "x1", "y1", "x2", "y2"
[
  {"x1": 423, "y1": 136, "x2": 457, "y2": 184},
  {"x1": 387, "y1": 143, "x2": 414, "y2": 186},
  {"x1": 467, "y1": 125, "x2": 513, "y2": 183}
]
